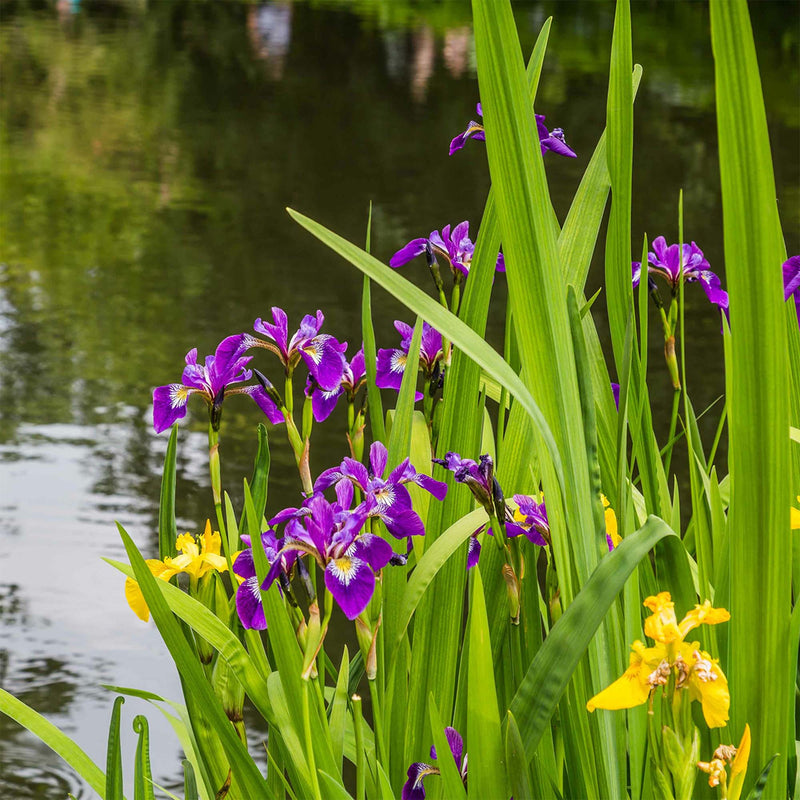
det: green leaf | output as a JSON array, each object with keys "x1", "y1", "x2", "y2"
[
  {"x1": 317, "y1": 772, "x2": 353, "y2": 800},
  {"x1": 158, "y1": 425, "x2": 178, "y2": 559},
  {"x1": 467, "y1": 569, "x2": 507, "y2": 799},
  {"x1": 509, "y1": 516, "x2": 678, "y2": 760},
  {"x1": 329, "y1": 647, "x2": 350, "y2": 773},
  {"x1": 133, "y1": 715, "x2": 156, "y2": 800},
  {"x1": 711, "y1": 0, "x2": 791, "y2": 787},
  {"x1": 505, "y1": 711, "x2": 534, "y2": 800},
  {"x1": 744, "y1": 754, "x2": 779, "y2": 800},
  {"x1": 106, "y1": 695, "x2": 125, "y2": 800},
  {"x1": 389, "y1": 508, "x2": 487, "y2": 664},
  {"x1": 0, "y1": 687, "x2": 107, "y2": 797},
  {"x1": 183, "y1": 760, "x2": 199, "y2": 800}
]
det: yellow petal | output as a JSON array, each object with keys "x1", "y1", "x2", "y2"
[
  {"x1": 678, "y1": 601, "x2": 730, "y2": 639},
  {"x1": 728, "y1": 724, "x2": 751, "y2": 800},
  {"x1": 791, "y1": 503, "x2": 800, "y2": 530},
  {"x1": 643, "y1": 592, "x2": 681, "y2": 643},
  {"x1": 731, "y1": 723, "x2": 750, "y2": 778},
  {"x1": 687, "y1": 648, "x2": 730, "y2": 728},
  {"x1": 124, "y1": 559, "x2": 169, "y2": 622},
  {"x1": 602, "y1": 497, "x2": 621, "y2": 546},
  {"x1": 587, "y1": 642, "x2": 653, "y2": 712},
  {"x1": 175, "y1": 532, "x2": 195, "y2": 554},
  {"x1": 200, "y1": 519, "x2": 223, "y2": 557}
]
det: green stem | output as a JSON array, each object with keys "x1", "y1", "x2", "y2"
[
  {"x1": 207, "y1": 425, "x2": 226, "y2": 539},
  {"x1": 352, "y1": 694, "x2": 366, "y2": 800},
  {"x1": 663, "y1": 388, "x2": 681, "y2": 476},
  {"x1": 707, "y1": 403, "x2": 727, "y2": 472}
]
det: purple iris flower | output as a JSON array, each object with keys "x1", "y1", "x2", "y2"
[
  {"x1": 248, "y1": 307, "x2": 346, "y2": 391},
  {"x1": 376, "y1": 321, "x2": 444, "y2": 399},
  {"x1": 402, "y1": 726, "x2": 467, "y2": 800},
  {"x1": 506, "y1": 494, "x2": 550, "y2": 546},
  {"x1": 432, "y1": 451, "x2": 497, "y2": 514},
  {"x1": 450, "y1": 102, "x2": 577, "y2": 159},
  {"x1": 315, "y1": 441, "x2": 447, "y2": 540},
  {"x1": 390, "y1": 221, "x2": 505, "y2": 277},
  {"x1": 305, "y1": 346, "x2": 366, "y2": 423},
  {"x1": 152, "y1": 334, "x2": 284, "y2": 433},
  {"x1": 264, "y1": 493, "x2": 393, "y2": 620},
  {"x1": 784, "y1": 255, "x2": 800, "y2": 327},
  {"x1": 233, "y1": 530, "x2": 296, "y2": 630},
  {"x1": 632, "y1": 237, "x2": 729, "y2": 315}
]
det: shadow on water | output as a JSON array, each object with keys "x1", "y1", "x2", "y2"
[{"x1": 0, "y1": 0, "x2": 797, "y2": 795}]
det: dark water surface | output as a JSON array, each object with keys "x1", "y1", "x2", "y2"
[{"x1": 1, "y1": 0, "x2": 798, "y2": 796}]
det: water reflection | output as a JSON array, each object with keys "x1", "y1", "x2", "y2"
[{"x1": 0, "y1": 0, "x2": 797, "y2": 795}]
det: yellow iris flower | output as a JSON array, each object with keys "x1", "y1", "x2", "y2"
[
  {"x1": 792, "y1": 496, "x2": 800, "y2": 530},
  {"x1": 601, "y1": 494, "x2": 621, "y2": 548},
  {"x1": 125, "y1": 521, "x2": 230, "y2": 622},
  {"x1": 587, "y1": 592, "x2": 730, "y2": 728}
]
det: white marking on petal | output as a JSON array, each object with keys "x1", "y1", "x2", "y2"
[
  {"x1": 169, "y1": 384, "x2": 190, "y2": 409},
  {"x1": 390, "y1": 351, "x2": 407, "y2": 373}
]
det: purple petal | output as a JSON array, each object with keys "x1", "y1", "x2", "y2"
[
  {"x1": 611, "y1": 382, "x2": 620, "y2": 410},
  {"x1": 233, "y1": 548, "x2": 255, "y2": 580},
  {"x1": 632, "y1": 261, "x2": 642, "y2": 288},
  {"x1": 466, "y1": 534, "x2": 481, "y2": 568},
  {"x1": 784, "y1": 255, "x2": 800, "y2": 300},
  {"x1": 314, "y1": 467, "x2": 345, "y2": 493},
  {"x1": 445, "y1": 727, "x2": 464, "y2": 769},
  {"x1": 243, "y1": 385, "x2": 285, "y2": 424},
  {"x1": 369, "y1": 441, "x2": 389, "y2": 480},
  {"x1": 325, "y1": 556, "x2": 375, "y2": 620},
  {"x1": 335, "y1": 479, "x2": 354, "y2": 511},
  {"x1": 495, "y1": 251, "x2": 506, "y2": 272},
  {"x1": 300, "y1": 335, "x2": 346, "y2": 391},
  {"x1": 381, "y1": 505, "x2": 426, "y2": 539},
  {"x1": 153, "y1": 384, "x2": 192, "y2": 433},
  {"x1": 349, "y1": 348, "x2": 366, "y2": 385},
  {"x1": 448, "y1": 131, "x2": 469, "y2": 156},
  {"x1": 311, "y1": 385, "x2": 343, "y2": 422},
  {"x1": 253, "y1": 307, "x2": 289, "y2": 357},
  {"x1": 697, "y1": 270, "x2": 729, "y2": 313},
  {"x1": 411, "y1": 473, "x2": 448, "y2": 501},
  {"x1": 236, "y1": 577, "x2": 266, "y2": 630},
  {"x1": 376, "y1": 348, "x2": 407, "y2": 392},
  {"x1": 390, "y1": 238, "x2": 429, "y2": 268},
  {"x1": 210, "y1": 334, "x2": 251, "y2": 388},
  {"x1": 402, "y1": 763, "x2": 435, "y2": 800},
  {"x1": 353, "y1": 533, "x2": 393, "y2": 570},
  {"x1": 340, "y1": 458, "x2": 371, "y2": 491},
  {"x1": 394, "y1": 320, "x2": 415, "y2": 343},
  {"x1": 420, "y1": 324, "x2": 443, "y2": 366},
  {"x1": 541, "y1": 132, "x2": 577, "y2": 158}
]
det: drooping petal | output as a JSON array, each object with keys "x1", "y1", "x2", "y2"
[
  {"x1": 697, "y1": 270, "x2": 730, "y2": 314},
  {"x1": 381, "y1": 505, "x2": 426, "y2": 539},
  {"x1": 236, "y1": 576, "x2": 267, "y2": 630},
  {"x1": 310, "y1": 385, "x2": 343, "y2": 422},
  {"x1": 353, "y1": 533, "x2": 394, "y2": 570},
  {"x1": 448, "y1": 121, "x2": 485, "y2": 155},
  {"x1": 376, "y1": 348, "x2": 407, "y2": 392},
  {"x1": 466, "y1": 534, "x2": 481, "y2": 568},
  {"x1": 242, "y1": 385, "x2": 285, "y2": 424},
  {"x1": 325, "y1": 555, "x2": 375, "y2": 620},
  {"x1": 300, "y1": 334, "x2": 346, "y2": 391},
  {"x1": 586, "y1": 642, "x2": 653, "y2": 712},
  {"x1": 390, "y1": 238, "x2": 429, "y2": 268},
  {"x1": 402, "y1": 763, "x2": 438, "y2": 800},
  {"x1": 686, "y1": 646, "x2": 730, "y2": 728},
  {"x1": 125, "y1": 560, "x2": 171, "y2": 622},
  {"x1": 411, "y1": 472, "x2": 448, "y2": 501},
  {"x1": 152, "y1": 384, "x2": 193, "y2": 433}
]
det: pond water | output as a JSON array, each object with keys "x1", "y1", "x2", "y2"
[{"x1": 1, "y1": 0, "x2": 797, "y2": 796}]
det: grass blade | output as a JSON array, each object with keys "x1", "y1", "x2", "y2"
[
  {"x1": 158, "y1": 425, "x2": 178, "y2": 559},
  {"x1": 711, "y1": 0, "x2": 791, "y2": 787},
  {"x1": 106, "y1": 695, "x2": 125, "y2": 800}
]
